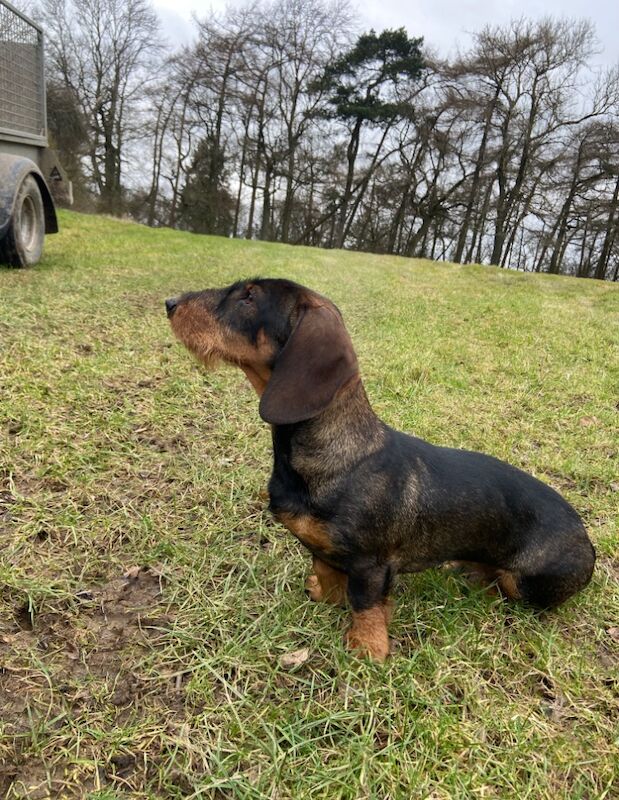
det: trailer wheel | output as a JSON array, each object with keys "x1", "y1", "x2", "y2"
[{"x1": 0, "y1": 175, "x2": 45, "y2": 267}]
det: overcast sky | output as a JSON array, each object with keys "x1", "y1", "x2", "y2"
[{"x1": 153, "y1": 0, "x2": 619, "y2": 70}]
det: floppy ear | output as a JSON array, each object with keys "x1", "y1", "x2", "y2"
[{"x1": 259, "y1": 304, "x2": 358, "y2": 425}]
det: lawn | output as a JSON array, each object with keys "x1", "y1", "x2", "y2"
[{"x1": 0, "y1": 211, "x2": 618, "y2": 799}]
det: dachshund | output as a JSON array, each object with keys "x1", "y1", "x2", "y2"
[{"x1": 165, "y1": 278, "x2": 595, "y2": 661}]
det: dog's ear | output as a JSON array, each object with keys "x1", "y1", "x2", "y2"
[{"x1": 259, "y1": 303, "x2": 358, "y2": 425}]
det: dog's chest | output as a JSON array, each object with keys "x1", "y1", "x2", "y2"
[{"x1": 273, "y1": 510, "x2": 335, "y2": 554}]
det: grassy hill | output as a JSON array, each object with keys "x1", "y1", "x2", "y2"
[{"x1": 1, "y1": 211, "x2": 617, "y2": 798}]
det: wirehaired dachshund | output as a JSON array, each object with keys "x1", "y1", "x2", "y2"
[{"x1": 165, "y1": 278, "x2": 595, "y2": 662}]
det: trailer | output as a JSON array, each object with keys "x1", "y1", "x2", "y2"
[{"x1": 0, "y1": 0, "x2": 70, "y2": 267}]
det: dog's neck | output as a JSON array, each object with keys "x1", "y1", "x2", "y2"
[
  {"x1": 240, "y1": 364, "x2": 271, "y2": 395},
  {"x1": 272, "y1": 378, "x2": 385, "y2": 488}
]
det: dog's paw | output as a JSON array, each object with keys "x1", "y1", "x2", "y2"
[
  {"x1": 304, "y1": 574, "x2": 324, "y2": 602},
  {"x1": 344, "y1": 628, "x2": 390, "y2": 663}
]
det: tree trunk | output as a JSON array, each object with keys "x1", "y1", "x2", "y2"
[
  {"x1": 334, "y1": 117, "x2": 363, "y2": 248},
  {"x1": 260, "y1": 160, "x2": 274, "y2": 240},
  {"x1": 593, "y1": 174, "x2": 619, "y2": 280},
  {"x1": 454, "y1": 84, "x2": 500, "y2": 263}
]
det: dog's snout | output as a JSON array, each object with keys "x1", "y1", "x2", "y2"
[{"x1": 165, "y1": 297, "x2": 178, "y2": 318}]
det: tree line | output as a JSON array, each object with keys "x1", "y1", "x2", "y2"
[{"x1": 37, "y1": 0, "x2": 619, "y2": 280}]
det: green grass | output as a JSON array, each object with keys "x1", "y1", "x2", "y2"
[{"x1": 1, "y1": 210, "x2": 618, "y2": 799}]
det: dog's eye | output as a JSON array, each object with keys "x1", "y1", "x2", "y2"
[{"x1": 239, "y1": 288, "x2": 254, "y2": 306}]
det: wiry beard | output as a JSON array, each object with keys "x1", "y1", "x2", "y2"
[
  {"x1": 170, "y1": 315, "x2": 226, "y2": 370},
  {"x1": 185, "y1": 339, "x2": 224, "y2": 370}
]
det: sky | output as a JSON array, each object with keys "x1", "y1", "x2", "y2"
[{"x1": 153, "y1": 0, "x2": 619, "y2": 70}]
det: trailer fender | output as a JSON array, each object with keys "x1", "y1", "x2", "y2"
[{"x1": 0, "y1": 153, "x2": 58, "y2": 240}]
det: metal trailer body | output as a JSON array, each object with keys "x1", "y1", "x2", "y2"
[{"x1": 0, "y1": 0, "x2": 67, "y2": 267}]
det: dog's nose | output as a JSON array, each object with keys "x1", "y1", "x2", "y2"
[{"x1": 165, "y1": 297, "x2": 178, "y2": 318}]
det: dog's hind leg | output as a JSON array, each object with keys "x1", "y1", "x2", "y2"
[
  {"x1": 494, "y1": 525, "x2": 596, "y2": 608},
  {"x1": 509, "y1": 560, "x2": 595, "y2": 608},
  {"x1": 506, "y1": 525, "x2": 596, "y2": 608}
]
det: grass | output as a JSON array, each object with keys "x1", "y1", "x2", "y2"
[{"x1": 0, "y1": 210, "x2": 618, "y2": 799}]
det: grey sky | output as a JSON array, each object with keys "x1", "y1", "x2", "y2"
[{"x1": 154, "y1": 0, "x2": 619, "y2": 70}]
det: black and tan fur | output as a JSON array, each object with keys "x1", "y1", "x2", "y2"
[{"x1": 165, "y1": 278, "x2": 595, "y2": 662}]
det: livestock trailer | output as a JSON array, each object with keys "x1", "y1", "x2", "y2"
[{"x1": 0, "y1": 0, "x2": 69, "y2": 266}]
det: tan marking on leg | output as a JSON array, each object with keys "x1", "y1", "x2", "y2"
[
  {"x1": 497, "y1": 569, "x2": 522, "y2": 600},
  {"x1": 345, "y1": 606, "x2": 390, "y2": 662},
  {"x1": 304, "y1": 574, "x2": 322, "y2": 600},
  {"x1": 447, "y1": 561, "x2": 517, "y2": 598},
  {"x1": 306, "y1": 557, "x2": 347, "y2": 605},
  {"x1": 382, "y1": 597, "x2": 394, "y2": 625},
  {"x1": 277, "y1": 512, "x2": 334, "y2": 553},
  {"x1": 447, "y1": 560, "x2": 498, "y2": 582}
]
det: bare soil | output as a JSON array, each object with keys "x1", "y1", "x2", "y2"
[{"x1": 0, "y1": 567, "x2": 183, "y2": 797}]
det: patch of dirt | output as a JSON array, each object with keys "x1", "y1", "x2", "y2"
[
  {"x1": 33, "y1": 568, "x2": 165, "y2": 680},
  {"x1": 132, "y1": 423, "x2": 187, "y2": 453},
  {"x1": 0, "y1": 489, "x2": 15, "y2": 518},
  {"x1": 536, "y1": 673, "x2": 569, "y2": 724},
  {"x1": 5, "y1": 420, "x2": 23, "y2": 436},
  {"x1": 0, "y1": 489, "x2": 17, "y2": 542},
  {"x1": 0, "y1": 470, "x2": 68, "y2": 509},
  {"x1": 0, "y1": 567, "x2": 185, "y2": 798},
  {"x1": 599, "y1": 555, "x2": 619, "y2": 583},
  {"x1": 75, "y1": 342, "x2": 93, "y2": 355},
  {"x1": 0, "y1": 760, "x2": 100, "y2": 800}
]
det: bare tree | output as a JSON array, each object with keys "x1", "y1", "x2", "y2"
[
  {"x1": 40, "y1": 0, "x2": 162, "y2": 214},
  {"x1": 38, "y1": 0, "x2": 619, "y2": 280}
]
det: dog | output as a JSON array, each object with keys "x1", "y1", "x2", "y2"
[{"x1": 165, "y1": 278, "x2": 596, "y2": 661}]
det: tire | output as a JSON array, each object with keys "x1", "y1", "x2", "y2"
[{"x1": 0, "y1": 175, "x2": 45, "y2": 267}]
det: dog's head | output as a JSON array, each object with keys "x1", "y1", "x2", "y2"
[{"x1": 165, "y1": 278, "x2": 358, "y2": 425}]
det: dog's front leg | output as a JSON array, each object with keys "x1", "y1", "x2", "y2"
[
  {"x1": 344, "y1": 567, "x2": 393, "y2": 662},
  {"x1": 305, "y1": 557, "x2": 348, "y2": 606}
]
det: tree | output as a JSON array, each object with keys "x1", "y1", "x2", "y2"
[
  {"x1": 40, "y1": 0, "x2": 161, "y2": 214},
  {"x1": 261, "y1": 0, "x2": 353, "y2": 242},
  {"x1": 313, "y1": 28, "x2": 425, "y2": 247},
  {"x1": 178, "y1": 136, "x2": 235, "y2": 234}
]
